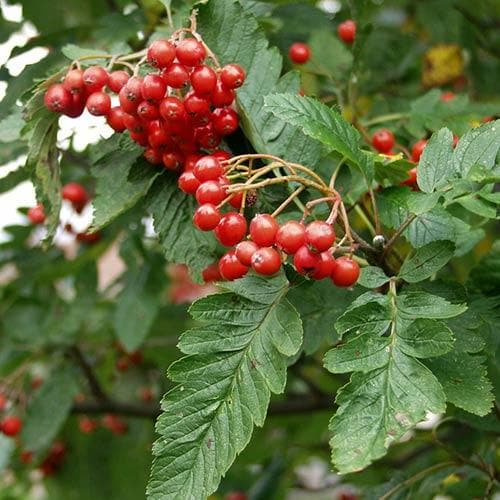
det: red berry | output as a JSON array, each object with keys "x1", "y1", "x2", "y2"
[
  {"x1": 139, "y1": 387, "x2": 154, "y2": 402},
  {"x1": 123, "y1": 113, "x2": 145, "y2": 134},
  {"x1": 123, "y1": 76, "x2": 143, "y2": 104},
  {"x1": 176, "y1": 39, "x2": 206, "y2": 67},
  {"x1": 107, "y1": 70, "x2": 129, "y2": 93},
  {"x1": 276, "y1": 221, "x2": 306, "y2": 254},
  {"x1": 305, "y1": 221, "x2": 335, "y2": 252},
  {"x1": 440, "y1": 91, "x2": 455, "y2": 102},
  {"x1": 220, "y1": 63, "x2": 246, "y2": 89},
  {"x1": 249, "y1": 214, "x2": 279, "y2": 247},
  {"x1": 159, "y1": 96, "x2": 186, "y2": 122},
  {"x1": 411, "y1": 139, "x2": 427, "y2": 162},
  {"x1": 27, "y1": 204, "x2": 45, "y2": 224},
  {"x1": 128, "y1": 350, "x2": 143, "y2": 365},
  {"x1": 144, "y1": 148, "x2": 162, "y2": 165},
  {"x1": 118, "y1": 87, "x2": 138, "y2": 114},
  {"x1": 251, "y1": 247, "x2": 282, "y2": 275},
  {"x1": 193, "y1": 156, "x2": 224, "y2": 182},
  {"x1": 116, "y1": 356, "x2": 130, "y2": 372},
  {"x1": 147, "y1": 39, "x2": 176, "y2": 68},
  {"x1": 162, "y1": 151, "x2": 183, "y2": 171},
  {"x1": 184, "y1": 93, "x2": 211, "y2": 118},
  {"x1": 453, "y1": 135, "x2": 459, "y2": 148},
  {"x1": 102, "y1": 414, "x2": 128, "y2": 435},
  {"x1": 1, "y1": 416, "x2": 22, "y2": 437},
  {"x1": 86, "y1": 91, "x2": 111, "y2": 116},
  {"x1": 235, "y1": 240, "x2": 259, "y2": 266},
  {"x1": 62, "y1": 182, "x2": 88, "y2": 206},
  {"x1": 402, "y1": 167, "x2": 418, "y2": 187},
  {"x1": 44, "y1": 84, "x2": 71, "y2": 113},
  {"x1": 107, "y1": 106, "x2": 126, "y2": 132},
  {"x1": 212, "y1": 80, "x2": 235, "y2": 107},
  {"x1": 202, "y1": 263, "x2": 222, "y2": 282},
  {"x1": 193, "y1": 203, "x2": 221, "y2": 231},
  {"x1": 194, "y1": 124, "x2": 221, "y2": 149},
  {"x1": 178, "y1": 171, "x2": 201, "y2": 194},
  {"x1": 218, "y1": 251, "x2": 248, "y2": 281},
  {"x1": 312, "y1": 251, "x2": 336, "y2": 280},
  {"x1": 162, "y1": 63, "x2": 190, "y2": 88},
  {"x1": 212, "y1": 150, "x2": 232, "y2": 162},
  {"x1": 338, "y1": 20, "x2": 356, "y2": 43},
  {"x1": 214, "y1": 212, "x2": 247, "y2": 246},
  {"x1": 191, "y1": 65, "x2": 217, "y2": 94},
  {"x1": 293, "y1": 245, "x2": 320, "y2": 276},
  {"x1": 65, "y1": 91, "x2": 87, "y2": 118},
  {"x1": 130, "y1": 131, "x2": 148, "y2": 146},
  {"x1": 372, "y1": 129, "x2": 395, "y2": 154},
  {"x1": 137, "y1": 101, "x2": 159, "y2": 121},
  {"x1": 331, "y1": 256, "x2": 359, "y2": 287},
  {"x1": 63, "y1": 69, "x2": 85, "y2": 94},
  {"x1": 141, "y1": 74, "x2": 166, "y2": 102},
  {"x1": 229, "y1": 190, "x2": 244, "y2": 209},
  {"x1": 82, "y1": 66, "x2": 109, "y2": 93},
  {"x1": 288, "y1": 42, "x2": 310, "y2": 64},
  {"x1": 78, "y1": 416, "x2": 97, "y2": 434},
  {"x1": 195, "y1": 180, "x2": 225, "y2": 205},
  {"x1": 212, "y1": 108, "x2": 239, "y2": 135}
]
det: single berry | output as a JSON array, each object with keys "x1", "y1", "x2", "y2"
[
  {"x1": 118, "y1": 87, "x2": 138, "y2": 114},
  {"x1": 107, "y1": 70, "x2": 130, "y2": 93},
  {"x1": 195, "y1": 180, "x2": 225, "y2": 205},
  {"x1": 202, "y1": 263, "x2": 222, "y2": 282},
  {"x1": 138, "y1": 387, "x2": 154, "y2": 402},
  {"x1": 147, "y1": 39, "x2": 176, "y2": 68},
  {"x1": 195, "y1": 124, "x2": 221, "y2": 149},
  {"x1": 191, "y1": 65, "x2": 217, "y2": 94},
  {"x1": 214, "y1": 212, "x2": 247, "y2": 246},
  {"x1": 65, "y1": 92, "x2": 87, "y2": 118},
  {"x1": 137, "y1": 100, "x2": 159, "y2": 121},
  {"x1": 78, "y1": 416, "x2": 97, "y2": 434},
  {"x1": 116, "y1": 356, "x2": 130, "y2": 372},
  {"x1": 44, "y1": 84, "x2": 71, "y2": 113},
  {"x1": 372, "y1": 129, "x2": 395, "y2": 154},
  {"x1": 235, "y1": 240, "x2": 259, "y2": 266},
  {"x1": 141, "y1": 74, "x2": 166, "y2": 102},
  {"x1": 402, "y1": 167, "x2": 418, "y2": 187},
  {"x1": 338, "y1": 20, "x2": 356, "y2": 43},
  {"x1": 220, "y1": 64, "x2": 246, "y2": 89},
  {"x1": 411, "y1": 139, "x2": 427, "y2": 162},
  {"x1": 293, "y1": 245, "x2": 320, "y2": 276},
  {"x1": 63, "y1": 69, "x2": 85, "y2": 94},
  {"x1": 123, "y1": 113, "x2": 145, "y2": 134},
  {"x1": 184, "y1": 94, "x2": 211, "y2": 118},
  {"x1": 62, "y1": 182, "x2": 88, "y2": 206},
  {"x1": 123, "y1": 76, "x2": 143, "y2": 103},
  {"x1": 312, "y1": 251, "x2": 336, "y2": 280},
  {"x1": 162, "y1": 151, "x2": 183, "y2": 170},
  {"x1": 276, "y1": 220, "x2": 306, "y2": 254},
  {"x1": 249, "y1": 214, "x2": 279, "y2": 247},
  {"x1": 144, "y1": 148, "x2": 162, "y2": 165},
  {"x1": 193, "y1": 156, "x2": 224, "y2": 182},
  {"x1": 193, "y1": 203, "x2": 221, "y2": 231},
  {"x1": 218, "y1": 251, "x2": 248, "y2": 281},
  {"x1": 305, "y1": 220, "x2": 335, "y2": 252},
  {"x1": 27, "y1": 204, "x2": 45, "y2": 225},
  {"x1": 251, "y1": 247, "x2": 282, "y2": 275},
  {"x1": 178, "y1": 171, "x2": 201, "y2": 194},
  {"x1": 288, "y1": 42, "x2": 310, "y2": 64},
  {"x1": 86, "y1": 91, "x2": 111, "y2": 116},
  {"x1": 176, "y1": 38, "x2": 206, "y2": 66},
  {"x1": 212, "y1": 80, "x2": 235, "y2": 107},
  {"x1": 1, "y1": 416, "x2": 22, "y2": 437},
  {"x1": 440, "y1": 91, "x2": 455, "y2": 102},
  {"x1": 162, "y1": 63, "x2": 190, "y2": 88},
  {"x1": 107, "y1": 106, "x2": 126, "y2": 132},
  {"x1": 102, "y1": 414, "x2": 128, "y2": 435},
  {"x1": 331, "y1": 256, "x2": 359, "y2": 287},
  {"x1": 229, "y1": 190, "x2": 244, "y2": 209},
  {"x1": 212, "y1": 108, "x2": 239, "y2": 135},
  {"x1": 82, "y1": 65, "x2": 109, "y2": 93}
]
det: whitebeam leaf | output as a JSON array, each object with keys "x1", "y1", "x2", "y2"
[{"x1": 147, "y1": 273, "x2": 302, "y2": 499}]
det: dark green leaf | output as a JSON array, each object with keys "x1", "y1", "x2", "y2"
[
  {"x1": 397, "y1": 292, "x2": 467, "y2": 319},
  {"x1": 357, "y1": 266, "x2": 390, "y2": 288}
]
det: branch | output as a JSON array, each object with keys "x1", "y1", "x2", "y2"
[
  {"x1": 68, "y1": 346, "x2": 109, "y2": 402},
  {"x1": 382, "y1": 214, "x2": 417, "y2": 258}
]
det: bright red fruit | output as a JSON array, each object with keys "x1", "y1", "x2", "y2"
[
  {"x1": 63, "y1": 69, "x2": 85, "y2": 94},
  {"x1": 62, "y1": 182, "x2": 88, "y2": 206},
  {"x1": 193, "y1": 156, "x2": 224, "y2": 182},
  {"x1": 27, "y1": 204, "x2": 46, "y2": 224},
  {"x1": 249, "y1": 214, "x2": 279, "y2": 247},
  {"x1": 137, "y1": 101, "x2": 159, "y2": 121},
  {"x1": 202, "y1": 263, "x2": 222, "y2": 282},
  {"x1": 293, "y1": 245, "x2": 320, "y2": 276},
  {"x1": 276, "y1": 221, "x2": 306, "y2": 254},
  {"x1": 305, "y1": 221, "x2": 335, "y2": 252},
  {"x1": 82, "y1": 66, "x2": 109, "y2": 93},
  {"x1": 312, "y1": 251, "x2": 336, "y2": 280},
  {"x1": 191, "y1": 65, "x2": 217, "y2": 94},
  {"x1": 86, "y1": 91, "x2": 111, "y2": 116},
  {"x1": 193, "y1": 204, "x2": 221, "y2": 231},
  {"x1": 184, "y1": 94, "x2": 211, "y2": 118},
  {"x1": 144, "y1": 148, "x2": 162, "y2": 165},
  {"x1": 214, "y1": 212, "x2": 247, "y2": 246},
  {"x1": 122, "y1": 76, "x2": 143, "y2": 104},
  {"x1": 178, "y1": 171, "x2": 201, "y2": 194},
  {"x1": 372, "y1": 129, "x2": 395, "y2": 154},
  {"x1": 331, "y1": 256, "x2": 360, "y2": 287},
  {"x1": 220, "y1": 64, "x2": 246, "y2": 89},
  {"x1": 176, "y1": 38, "x2": 206, "y2": 66},
  {"x1": 212, "y1": 80, "x2": 235, "y2": 107},
  {"x1": 162, "y1": 63, "x2": 190, "y2": 88},
  {"x1": 107, "y1": 70, "x2": 130, "y2": 93},
  {"x1": 235, "y1": 240, "x2": 259, "y2": 266},
  {"x1": 218, "y1": 251, "x2": 248, "y2": 281},
  {"x1": 229, "y1": 191, "x2": 244, "y2": 209},
  {"x1": 141, "y1": 74, "x2": 166, "y2": 102},
  {"x1": 289, "y1": 42, "x2": 310, "y2": 64},
  {"x1": 195, "y1": 180, "x2": 225, "y2": 205},
  {"x1": 212, "y1": 108, "x2": 239, "y2": 135},
  {"x1": 162, "y1": 151, "x2": 183, "y2": 170},
  {"x1": 251, "y1": 247, "x2": 282, "y2": 275},
  {"x1": 107, "y1": 107, "x2": 126, "y2": 132},
  {"x1": 411, "y1": 139, "x2": 427, "y2": 162},
  {"x1": 147, "y1": 39, "x2": 176, "y2": 68},
  {"x1": 338, "y1": 20, "x2": 356, "y2": 43},
  {"x1": 44, "y1": 84, "x2": 72, "y2": 113},
  {"x1": 1, "y1": 415, "x2": 22, "y2": 437}
]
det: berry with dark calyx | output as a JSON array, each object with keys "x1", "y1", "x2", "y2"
[
  {"x1": 338, "y1": 20, "x2": 356, "y2": 43},
  {"x1": 86, "y1": 91, "x2": 111, "y2": 116},
  {"x1": 137, "y1": 101, "x2": 159, "y2": 121},
  {"x1": 191, "y1": 65, "x2": 217, "y2": 94},
  {"x1": 178, "y1": 171, "x2": 201, "y2": 194},
  {"x1": 1, "y1": 415, "x2": 22, "y2": 437},
  {"x1": 147, "y1": 39, "x2": 176, "y2": 68},
  {"x1": 372, "y1": 128, "x2": 395, "y2": 154},
  {"x1": 141, "y1": 74, "x2": 166, "y2": 103},
  {"x1": 162, "y1": 151, "x2": 184, "y2": 171},
  {"x1": 44, "y1": 84, "x2": 72, "y2": 113},
  {"x1": 289, "y1": 42, "x2": 310, "y2": 64},
  {"x1": 276, "y1": 220, "x2": 306, "y2": 254},
  {"x1": 202, "y1": 263, "x2": 222, "y2": 282},
  {"x1": 219, "y1": 251, "x2": 248, "y2": 281},
  {"x1": 144, "y1": 148, "x2": 162, "y2": 165},
  {"x1": 251, "y1": 247, "x2": 282, "y2": 275},
  {"x1": 312, "y1": 251, "x2": 336, "y2": 280},
  {"x1": 249, "y1": 214, "x2": 279, "y2": 247},
  {"x1": 184, "y1": 93, "x2": 211, "y2": 118},
  {"x1": 82, "y1": 65, "x2": 109, "y2": 93},
  {"x1": 193, "y1": 155, "x2": 224, "y2": 182},
  {"x1": 411, "y1": 139, "x2": 427, "y2": 162},
  {"x1": 220, "y1": 64, "x2": 246, "y2": 89},
  {"x1": 27, "y1": 204, "x2": 45, "y2": 225},
  {"x1": 212, "y1": 108, "x2": 239, "y2": 135},
  {"x1": 305, "y1": 220, "x2": 335, "y2": 252},
  {"x1": 123, "y1": 76, "x2": 143, "y2": 104},
  {"x1": 118, "y1": 86, "x2": 139, "y2": 114},
  {"x1": 159, "y1": 96, "x2": 186, "y2": 122},
  {"x1": 78, "y1": 416, "x2": 97, "y2": 434},
  {"x1": 106, "y1": 106, "x2": 126, "y2": 132},
  {"x1": 331, "y1": 256, "x2": 360, "y2": 287},
  {"x1": 293, "y1": 245, "x2": 320, "y2": 276},
  {"x1": 162, "y1": 63, "x2": 190, "y2": 88},
  {"x1": 193, "y1": 203, "x2": 221, "y2": 231},
  {"x1": 195, "y1": 180, "x2": 225, "y2": 205},
  {"x1": 235, "y1": 240, "x2": 259, "y2": 266},
  {"x1": 62, "y1": 182, "x2": 88, "y2": 207},
  {"x1": 63, "y1": 69, "x2": 85, "y2": 94},
  {"x1": 107, "y1": 70, "x2": 129, "y2": 93},
  {"x1": 214, "y1": 212, "x2": 247, "y2": 247},
  {"x1": 212, "y1": 80, "x2": 235, "y2": 107},
  {"x1": 176, "y1": 38, "x2": 206, "y2": 67}
]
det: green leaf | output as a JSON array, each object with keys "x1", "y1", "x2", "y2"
[
  {"x1": 307, "y1": 30, "x2": 353, "y2": 77},
  {"x1": 417, "y1": 128, "x2": 454, "y2": 192},
  {"x1": 147, "y1": 273, "x2": 302, "y2": 499},
  {"x1": 357, "y1": 266, "x2": 390, "y2": 288},
  {"x1": 396, "y1": 319, "x2": 454, "y2": 358},
  {"x1": 0, "y1": 166, "x2": 28, "y2": 194},
  {"x1": 61, "y1": 44, "x2": 109, "y2": 63},
  {"x1": 396, "y1": 291, "x2": 467, "y2": 319},
  {"x1": 264, "y1": 94, "x2": 373, "y2": 180},
  {"x1": 21, "y1": 365, "x2": 80, "y2": 452},
  {"x1": 0, "y1": 108, "x2": 25, "y2": 143},
  {"x1": 197, "y1": 0, "x2": 321, "y2": 165},
  {"x1": 145, "y1": 174, "x2": 218, "y2": 281},
  {"x1": 335, "y1": 300, "x2": 392, "y2": 339},
  {"x1": 399, "y1": 241, "x2": 455, "y2": 283}
]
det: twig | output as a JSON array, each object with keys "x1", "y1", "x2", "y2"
[
  {"x1": 382, "y1": 214, "x2": 417, "y2": 258},
  {"x1": 68, "y1": 346, "x2": 109, "y2": 402}
]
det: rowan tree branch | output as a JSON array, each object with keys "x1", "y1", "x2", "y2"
[{"x1": 68, "y1": 346, "x2": 109, "y2": 402}]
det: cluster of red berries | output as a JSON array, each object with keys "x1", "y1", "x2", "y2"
[
  {"x1": 43, "y1": 36, "x2": 245, "y2": 173},
  {"x1": 114, "y1": 344, "x2": 144, "y2": 373},
  {"x1": 185, "y1": 155, "x2": 360, "y2": 286}
]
